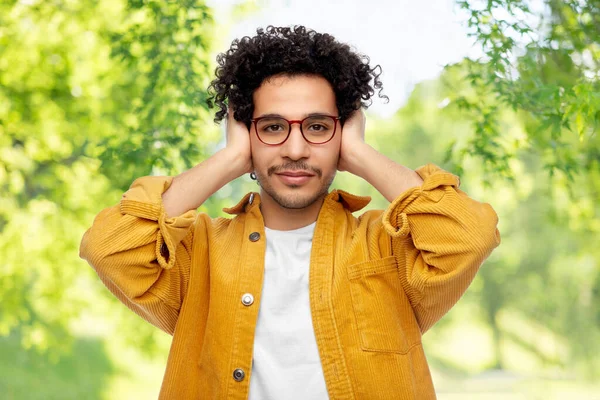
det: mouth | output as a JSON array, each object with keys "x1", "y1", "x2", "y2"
[
  {"x1": 277, "y1": 171, "x2": 315, "y2": 177},
  {"x1": 275, "y1": 171, "x2": 315, "y2": 186}
]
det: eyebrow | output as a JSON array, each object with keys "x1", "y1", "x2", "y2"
[{"x1": 255, "y1": 112, "x2": 335, "y2": 119}]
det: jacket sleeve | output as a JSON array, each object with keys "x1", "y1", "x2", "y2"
[
  {"x1": 381, "y1": 163, "x2": 501, "y2": 333},
  {"x1": 79, "y1": 175, "x2": 199, "y2": 335}
]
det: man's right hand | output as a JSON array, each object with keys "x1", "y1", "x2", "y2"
[{"x1": 225, "y1": 106, "x2": 253, "y2": 178}]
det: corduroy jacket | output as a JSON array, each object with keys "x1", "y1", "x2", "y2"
[{"x1": 80, "y1": 163, "x2": 501, "y2": 399}]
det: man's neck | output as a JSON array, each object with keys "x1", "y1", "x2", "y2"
[{"x1": 259, "y1": 190, "x2": 326, "y2": 231}]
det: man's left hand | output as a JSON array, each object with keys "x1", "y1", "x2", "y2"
[{"x1": 337, "y1": 108, "x2": 369, "y2": 174}]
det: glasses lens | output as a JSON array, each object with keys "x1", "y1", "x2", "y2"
[
  {"x1": 256, "y1": 117, "x2": 289, "y2": 144},
  {"x1": 302, "y1": 116, "x2": 336, "y2": 143}
]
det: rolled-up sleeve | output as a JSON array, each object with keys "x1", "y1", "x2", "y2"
[
  {"x1": 382, "y1": 163, "x2": 501, "y2": 333},
  {"x1": 80, "y1": 175, "x2": 199, "y2": 335},
  {"x1": 119, "y1": 176, "x2": 197, "y2": 269}
]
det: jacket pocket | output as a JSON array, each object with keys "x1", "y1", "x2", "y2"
[{"x1": 347, "y1": 256, "x2": 421, "y2": 353}]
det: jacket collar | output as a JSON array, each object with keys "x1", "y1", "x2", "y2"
[{"x1": 223, "y1": 190, "x2": 371, "y2": 215}]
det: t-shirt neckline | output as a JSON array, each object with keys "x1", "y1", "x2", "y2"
[{"x1": 264, "y1": 221, "x2": 317, "y2": 235}]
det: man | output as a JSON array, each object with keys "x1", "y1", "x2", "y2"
[{"x1": 80, "y1": 25, "x2": 500, "y2": 399}]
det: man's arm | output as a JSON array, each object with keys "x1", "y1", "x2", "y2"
[
  {"x1": 345, "y1": 142, "x2": 424, "y2": 202},
  {"x1": 80, "y1": 109, "x2": 252, "y2": 334},
  {"x1": 340, "y1": 110, "x2": 500, "y2": 333},
  {"x1": 337, "y1": 109, "x2": 423, "y2": 200},
  {"x1": 162, "y1": 109, "x2": 252, "y2": 217}
]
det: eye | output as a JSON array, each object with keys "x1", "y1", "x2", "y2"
[
  {"x1": 307, "y1": 124, "x2": 327, "y2": 131},
  {"x1": 264, "y1": 124, "x2": 285, "y2": 132}
]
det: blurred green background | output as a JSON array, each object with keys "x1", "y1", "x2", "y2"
[{"x1": 0, "y1": 0, "x2": 598, "y2": 399}]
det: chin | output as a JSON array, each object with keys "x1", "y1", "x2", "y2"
[
  {"x1": 264, "y1": 180, "x2": 325, "y2": 209},
  {"x1": 281, "y1": 194, "x2": 321, "y2": 209},
  {"x1": 270, "y1": 187, "x2": 320, "y2": 209}
]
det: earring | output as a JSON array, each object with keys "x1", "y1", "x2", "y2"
[{"x1": 250, "y1": 172, "x2": 257, "y2": 180}]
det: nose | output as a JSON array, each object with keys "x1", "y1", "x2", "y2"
[{"x1": 280, "y1": 122, "x2": 310, "y2": 161}]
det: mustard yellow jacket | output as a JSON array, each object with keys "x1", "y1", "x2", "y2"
[{"x1": 80, "y1": 163, "x2": 500, "y2": 400}]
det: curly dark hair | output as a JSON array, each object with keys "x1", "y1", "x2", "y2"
[{"x1": 206, "y1": 25, "x2": 387, "y2": 126}]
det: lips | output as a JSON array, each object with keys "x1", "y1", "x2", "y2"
[
  {"x1": 276, "y1": 171, "x2": 315, "y2": 185},
  {"x1": 277, "y1": 171, "x2": 315, "y2": 177}
]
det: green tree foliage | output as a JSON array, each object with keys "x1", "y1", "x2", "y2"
[
  {"x1": 99, "y1": 0, "x2": 216, "y2": 190},
  {"x1": 0, "y1": 0, "x2": 218, "y2": 395},
  {"x1": 435, "y1": 3, "x2": 599, "y2": 378},
  {"x1": 449, "y1": 0, "x2": 599, "y2": 185}
]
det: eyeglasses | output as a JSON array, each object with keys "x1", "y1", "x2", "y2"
[{"x1": 251, "y1": 114, "x2": 340, "y2": 146}]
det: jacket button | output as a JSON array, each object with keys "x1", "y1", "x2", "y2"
[
  {"x1": 233, "y1": 368, "x2": 245, "y2": 382},
  {"x1": 249, "y1": 232, "x2": 260, "y2": 242},
  {"x1": 241, "y1": 293, "x2": 254, "y2": 306}
]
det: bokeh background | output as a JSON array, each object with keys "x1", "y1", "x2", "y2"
[{"x1": 1, "y1": 0, "x2": 599, "y2": 398}]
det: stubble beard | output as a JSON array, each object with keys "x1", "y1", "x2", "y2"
[{"x1": 256, "y1": 169, "x2": 336, "y2": 210}]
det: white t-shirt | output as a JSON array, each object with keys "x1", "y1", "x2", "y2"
[{"x1": 248, "y1": 221, "x2": 329, "y2": 400}]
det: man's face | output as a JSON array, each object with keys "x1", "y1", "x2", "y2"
[{"x1": 250, "y1": 74, "x2": 341, "y2": 209}]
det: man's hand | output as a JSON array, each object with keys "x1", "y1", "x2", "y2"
[
  {"x1": 225, "y1": 106, "x2": 253, "y2": 178},
  {"x1": 337, "y1": 108, "x2": 369, "y2": 174}
]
